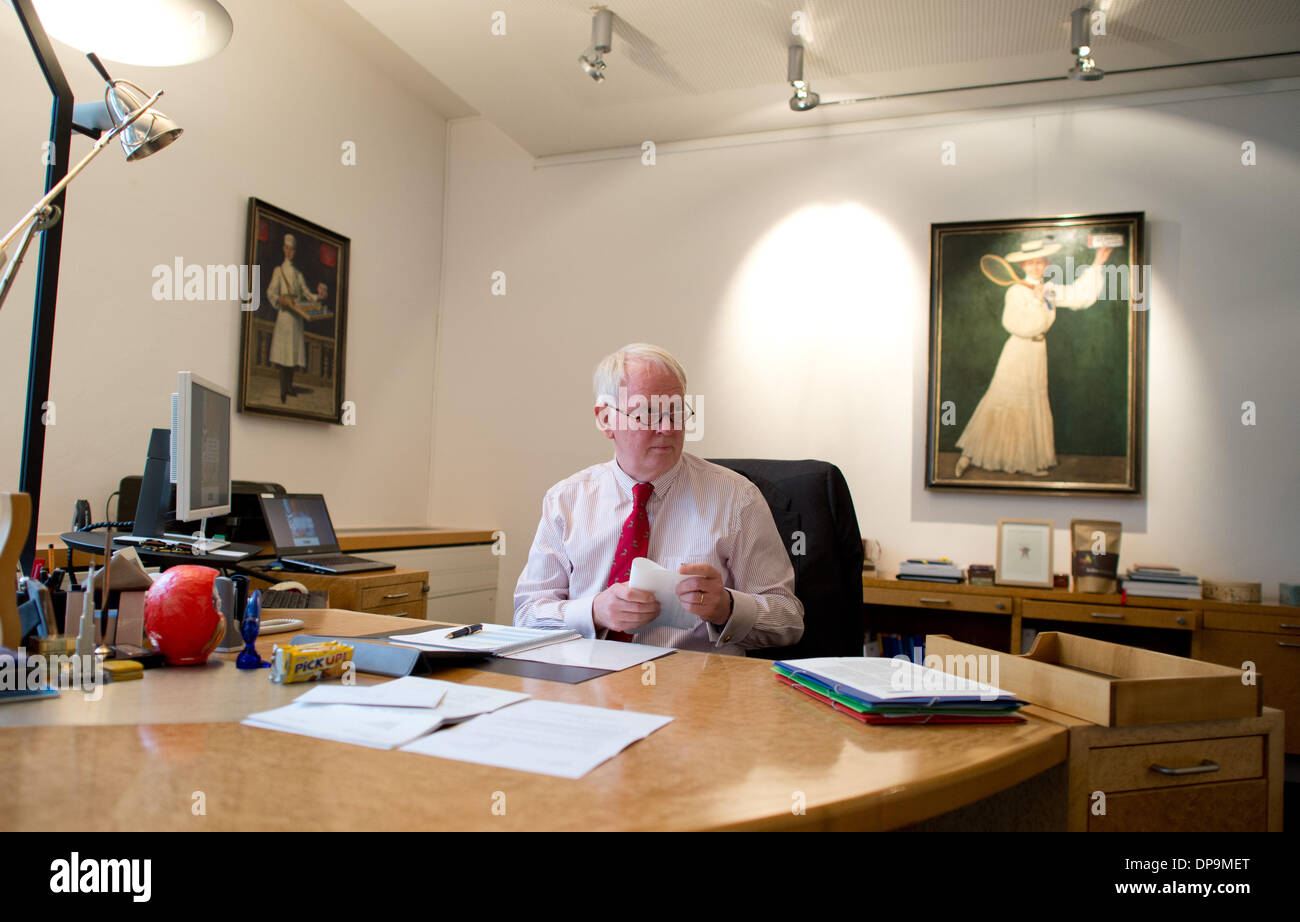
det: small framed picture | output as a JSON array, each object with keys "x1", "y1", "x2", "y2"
[{"x1": 996, "y1": 519, "x2": 1054, "y2": 588}]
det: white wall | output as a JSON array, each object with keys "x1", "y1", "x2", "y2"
[
  {"x1": 431, "y1": 81, "x2": 1300, "y2": 623},
  {"x1": 0, "y1": 0, "x2": 446, "y2": 534}
]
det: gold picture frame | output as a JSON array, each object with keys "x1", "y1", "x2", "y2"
[
  {"x1": 238, "y1": 198, "x2": 350, "y2": 424},
  {"x1": 926, "y1": 213, "x2": 1146, "y2": 495}
]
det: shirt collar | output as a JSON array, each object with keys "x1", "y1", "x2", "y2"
[{"x1": 610, "y1": 453, "x2": 685, "y2": 499}]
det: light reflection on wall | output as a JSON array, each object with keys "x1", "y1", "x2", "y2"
[{"x1": 708, "y1": 202, "x2": 919, "y2": 459}]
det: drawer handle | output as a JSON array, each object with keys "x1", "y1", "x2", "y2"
[
  {"x1": 1090, "y1": 612, "x2": 1124, "y2": 620},
  {"x1": 918, "y1": 597, "x2": 951, "y2": 605},
  {"x1": 382, "y1": 592, "x2": 410, "y2": 600},
  {"x1": 1279, "y1": 641, "x2": 1300, "y2": 649},
  {"x1": 1280, "y1": 624, "x2": 1300, "y2": 630},
  {"x1": 1150, "y1": 760, "x2": 1220, "y2": 777}
]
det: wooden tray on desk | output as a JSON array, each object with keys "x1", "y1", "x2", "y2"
[{"x1": 927, "y1": 632, "x2": 1260, "y2": 727}]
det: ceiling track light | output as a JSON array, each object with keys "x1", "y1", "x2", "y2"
[
  {"x1": 579, "y1": 7, "x2": 614, "y2": 82},
  {"x1": 787, "y1": 44, "x2": 820, "y2": 111},
  {"x1": 1068, "y1": 6, "x2": 1105, "y2": 81}
]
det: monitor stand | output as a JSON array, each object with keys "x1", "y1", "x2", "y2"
[
  {"x1": 131, "y1": 428, "x2": 172, "y2": 539},
  {"x1": 128, "y1": 429, "x2": 229, "y2": 552},
  {"x1": 164, "y1": 518, "x2": 228, "y2": 553}
]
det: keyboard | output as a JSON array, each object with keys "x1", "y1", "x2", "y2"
[
  {"x1": 284, "y1": 553, "x2": 366, "y2": 566},
  {"x1": 287, "y1": 555, "x2": 360, "y2": 568},
  {"x1": 261, "y1": 589, "x2": 329, "y2": 609}
]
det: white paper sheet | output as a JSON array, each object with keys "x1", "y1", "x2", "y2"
[
  {"x1": 502, "y1": 638, "x2": 674, "y2": 672},
  {"x1": 242, "y1": 680, "x2": 530, "y2": 749},
  {"x1": 429, "y1": 680, "x2": 531, "y2": 723},
  {"x1": 400, "y1": 699, "x2": 673, "y2": 779},
  {"x1": 242, "y1": 703, "x2": 448, "y2": 749},
  {"x1": 627, "y1": 557, "x2": 696, "y2": 632},
  {"x1": 292, "y1": 676, "x2": 448, "y2": 709}
]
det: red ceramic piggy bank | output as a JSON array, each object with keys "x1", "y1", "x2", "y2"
[{"x1": 143, "y1": 565, "x2": 224, "y2": 665}]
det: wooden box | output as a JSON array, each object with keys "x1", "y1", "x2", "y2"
[{"x1": 927, "y1": 632, "x2": 1260, "y2": 727}]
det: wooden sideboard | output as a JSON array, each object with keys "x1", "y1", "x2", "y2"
[{"x1": 864, "y1": 575, "x2": 1299, "y2": 754}]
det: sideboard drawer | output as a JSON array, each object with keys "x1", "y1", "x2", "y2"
[
  {"x1": 359, "y1": 581, "x2": 426, "y2": 610},
  {"x1": 863, "y1": 587, "x2": 1011, "y2": 614},
  {"x1": 369, "y1": 599, "x2": 421, "y2": 619},
  {"x1": 1089, "y1": 736, "x2": 1263, "y2": 793},
  {"x1": 1022, "y1": 600, "x2": 1195, "y2": 630},
  {"x1": 1204, "y1": 610, "x2": 1300, "y2": 635},
  {"x1": 1089, "y1": 779, "x2": 1268, "y2": 832}
]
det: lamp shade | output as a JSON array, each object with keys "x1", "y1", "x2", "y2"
[
  {"x1": 33, "y1": 0, "x2": 233, "y2": 66},
  {"x1": 106, "y1": 80, "x2": 182, "y2": 160}
]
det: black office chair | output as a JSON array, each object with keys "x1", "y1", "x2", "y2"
[{"x1": 708, "y1": 459, "x2": 864, "y2": 660}]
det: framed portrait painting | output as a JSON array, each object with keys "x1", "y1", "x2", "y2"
[
  {"x1": 925, "y1": 212, "x2": 1146, "y2": 495},
  {"x1": 239, "y1": 198, "x2": 350, "y2": 424}
]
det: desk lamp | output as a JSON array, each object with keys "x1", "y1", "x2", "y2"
[{"x1": 2, "y1": 0, "x2": 232, "y2": 574}]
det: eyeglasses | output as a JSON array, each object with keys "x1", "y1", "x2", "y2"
[{"x1": 607, "y1": 403, "x2": 695, "y2": 431}]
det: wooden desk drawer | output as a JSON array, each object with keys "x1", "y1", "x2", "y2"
[
  {"x1": 359, "y1": 582, "x2": 425, "y2": 610},
  {"x1": 1204, "y1": 611, "x2": 1300, "y2": 636},
  {"x1": 370, "y1": 599, "x2": 421, "y2": 619},
  {"x1": 1089, "y1": 736, "x2": 1263, "y2": 793},
  {"x1": 1089, "y1": 779, "x2": 1268, "y2": 832},
  {"x1": 1022, "y1": 600, "x2": 1194, "y2": 630},
  {"x1": 863, "y1": 588, "x2": 1011, "y2": 614}
]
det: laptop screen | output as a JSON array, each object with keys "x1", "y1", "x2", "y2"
[{"x1": 261, "y1": 494, "x2": 340, "y2": 555}]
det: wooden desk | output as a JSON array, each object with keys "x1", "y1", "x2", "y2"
[{"x1": 0, "y1": 610, "x2": 1068, "y2": 831}]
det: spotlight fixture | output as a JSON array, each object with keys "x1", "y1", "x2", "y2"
[
  {"x1": 787, "y1": 44, "x2": 820, "y2": 111},
  {"x1": 1068, "y1": 6, "x2": 1105, "y2": 81},
  {"x1": 579, "y1": 7, "x2": 614, "y2": 82}
]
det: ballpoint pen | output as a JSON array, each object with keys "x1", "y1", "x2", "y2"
[{"x1": 445, "y1": 623, "x2": 483, "y2": 639}]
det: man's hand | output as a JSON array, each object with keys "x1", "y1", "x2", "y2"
[
  {"x1": 278, "y1": 294, "x2": 293, "y2": 309},
  {"x1": 593, "y1": 582, "x2": 659, "y2": 633},
  {"x1": 677, "y1": 563, "x2": 730, "y2": 624}
]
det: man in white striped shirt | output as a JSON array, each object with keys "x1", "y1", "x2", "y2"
[{"x1": 514, "y1": 344, "x2": 804, "y2": 655}]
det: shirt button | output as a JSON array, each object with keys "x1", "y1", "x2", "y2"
[{"x1": 723, "y1": 635, "x2": 732, "y2": 642}]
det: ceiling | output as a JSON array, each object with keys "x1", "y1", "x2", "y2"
[{"x1": 342, "y1": 0, "x2": 1300, "y2": 157}]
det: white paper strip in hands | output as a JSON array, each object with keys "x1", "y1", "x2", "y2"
[{"x1": 627, "y1": 556, "x2": 698, "y2": 633}]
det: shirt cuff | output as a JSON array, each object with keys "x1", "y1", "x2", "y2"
[
  {"x1": 563, "y1": 596, "x2": 598, "y2": 639},
  {"x1": 710, "y1": 589, "x2": 757, "y2": 647}
]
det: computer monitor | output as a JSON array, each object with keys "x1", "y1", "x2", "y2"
[{"x1": 171, "y1": 371, "x2": 232, "y2": 523}]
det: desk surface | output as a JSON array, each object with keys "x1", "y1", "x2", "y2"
[{"x1": 0, "y1": 610, "x2": 1068, "y2": 831}]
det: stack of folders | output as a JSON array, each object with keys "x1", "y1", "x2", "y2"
[
  {"x1": 898, "y1": 558, "x2": 963, "y2": 582},
  {"x1": 773, "y1": 657, "x2": 1025, "y2": 725},
  {"x1": 1123, "y1": 565, "x2": 1202, "y2": 600}
]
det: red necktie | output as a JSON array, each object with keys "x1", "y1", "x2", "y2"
[{"x1": 604, "y1": 481, "x2": 653, "y2": 642}]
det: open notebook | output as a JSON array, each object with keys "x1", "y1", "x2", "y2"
[{"x1": 390, "y1": 623, "x2": 580, "y2": 656}]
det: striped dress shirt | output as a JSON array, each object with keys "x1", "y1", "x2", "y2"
[{"x1": 514, "y1": 453, "x2": 804, "y2": 655}]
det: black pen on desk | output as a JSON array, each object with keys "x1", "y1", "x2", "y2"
[{"x1": 445, "y1": 623, "x2": 483, "y2": 639}]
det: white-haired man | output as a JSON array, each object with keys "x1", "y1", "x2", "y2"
[
  {"x1": 514, "y1": 343, "x2": 804, "y2": 654},
  {"x1": 266, "y1": 233, "x2": 326, "y2": 403}
]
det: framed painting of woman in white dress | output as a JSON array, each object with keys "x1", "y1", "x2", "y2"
[
  {"x1": 238, "y1": 198, "x2": 350, "y2": 424},
  {"x1": 926, "y1": 213, "x2": 1146, "y2": 495}
]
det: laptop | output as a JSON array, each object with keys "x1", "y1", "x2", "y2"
[{"x1": 259, "y1": 494, "x2": 396, "y2": 574}]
